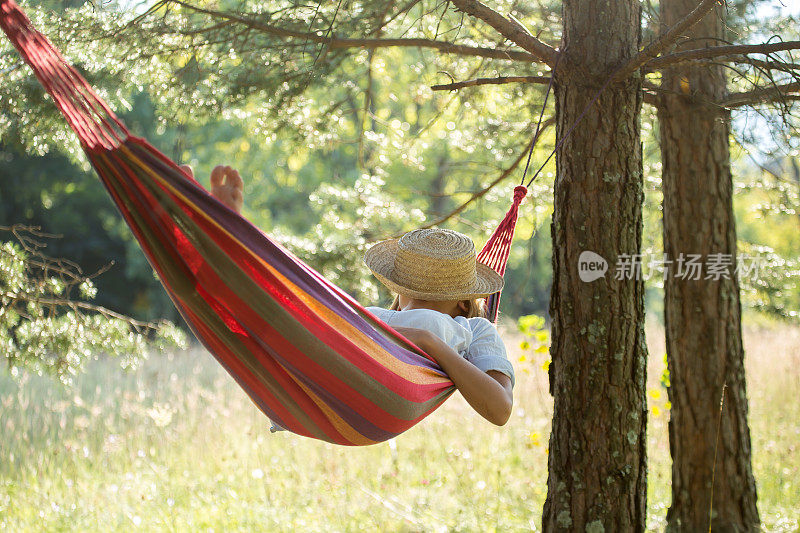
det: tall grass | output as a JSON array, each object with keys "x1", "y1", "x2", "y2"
[{"x1": 0, "y1": 322, "x2": 797, "y2": 532}]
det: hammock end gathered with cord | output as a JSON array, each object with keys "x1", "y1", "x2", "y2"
[{"x1": 477, "y1": 184, "x2": 529, "y2": 323}]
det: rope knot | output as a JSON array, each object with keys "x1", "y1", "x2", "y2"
[{"x1": 513, "y1": 185, "x2": 528, "y2": 204}]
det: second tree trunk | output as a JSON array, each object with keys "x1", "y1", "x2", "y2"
[{"x1": 658, "y1": 1, "x2": 760, "y2": 531}]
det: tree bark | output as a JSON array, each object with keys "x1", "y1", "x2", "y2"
[
  {"x1": 543, "y1": 0, "x2": 647, "y2": 531},
  {"x1": 658, "y1": 1, "x2": 760, "y2": 531}
]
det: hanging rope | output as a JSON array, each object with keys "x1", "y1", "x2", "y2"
[
  {"x1": 478, "y1": 51, "x2": 560, "y2": 322},
  {"x1": 520, "y1": 50, "x2": 562, "y2": 187},
  {"x1": 522, "y1": 50, "x2": 631, "y2": 189}
]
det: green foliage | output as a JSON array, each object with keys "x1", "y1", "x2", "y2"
[
  {"x1": 732, "y1": 156, "x2": 800, "y2": 320},
  {"x1": 278, "y1": 173, "x2": 426, "y2": 302},
  {"x1": 516, "y1": 314, "x2": 551, "y2": 373},
  {"x1": 0, "y1": 228, "x2": 186, "y2": 384},
  {"x1": 0, "y1": 123, "x2": 181, "y2": 322},
  {"x1": 660, "y1": 352, "x2": 671, "y2": 389},
  {"x1": 736, "y1": 242, "x2": 800, "y2": 320}
]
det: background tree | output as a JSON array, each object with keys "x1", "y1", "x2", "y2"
[
  {"x1": 657, "y1": 2, "x2": 757, "y2": 530},
  {"x1": 653, "y1": 1, "x2": 800, "y2": 530},
  {"x1": 0, "y1": 113, "x2": 183, "y2": 322}
]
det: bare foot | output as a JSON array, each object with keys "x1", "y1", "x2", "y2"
[
  {"x1": 209, "y1": 165, "x2": 244, "y2": 213},
  {"x1": 179, "y1": 164, "x2": 195, "y2": 180},
  {"x1": 179, "y1": 164, "x2": 244, "y2": 213}
]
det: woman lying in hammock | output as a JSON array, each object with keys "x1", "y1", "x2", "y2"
[{"x1": 180, "y1": 164, "x2": 515, "y2": 429}]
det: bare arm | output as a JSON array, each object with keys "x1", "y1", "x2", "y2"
[{"x1": 394, "y1": 327, "x2": 513, "y2": 426}]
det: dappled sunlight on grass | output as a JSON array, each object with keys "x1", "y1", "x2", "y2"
[{"x1": 0, "y1": 323, "x2": 797, "y2": 531}]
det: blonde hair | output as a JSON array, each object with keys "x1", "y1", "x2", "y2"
[{"x1": 389, "y1": 295, "x2": 486, "y2": 319}]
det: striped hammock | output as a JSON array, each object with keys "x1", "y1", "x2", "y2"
[{"x1": 0, "y1": 0, "x2": 527, "y2": 446}]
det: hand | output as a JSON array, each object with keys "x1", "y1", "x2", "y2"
[
  {"x1": 179, "y1": 164, "x2": 244, "y2": 214},
  {"x1": 392, "y1": 326, "x2": 433, "y2": 354}
]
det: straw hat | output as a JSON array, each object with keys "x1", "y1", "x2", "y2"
[{"x1": 363, "y1": 228, "x2": 504, "y2": 301}]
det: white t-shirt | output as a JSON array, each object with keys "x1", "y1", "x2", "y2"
[
  {"x1": 269, "y1": 307, "x2": 514, "y2": 433},
  {"x1": 365, "y1": 307, "x2": 515, "y2": 389}
]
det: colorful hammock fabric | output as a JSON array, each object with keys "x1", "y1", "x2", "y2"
[{"x1": 0, "y1": 0, "x2": 526, "y2": 446}]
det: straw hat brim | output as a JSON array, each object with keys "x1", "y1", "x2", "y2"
[{"x1": 364, "y1": 238, "x2": 504, "y2": 301}]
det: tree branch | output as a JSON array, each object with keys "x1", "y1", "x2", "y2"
[
  {"x1": 448, "y1": 0, "x2": 557, "y2": 65},
  {"x1": 431, "y1": 75, "x2": 550, "y2": 91},
  {"x1": 642, "y1": 92, "x2": 660, "y2": 107},
  {"x1": 616, "y1": 0, "x2": 720, "y2": 81},
  {"x1": 641, "y1": 80, "x2": 661, "y2": 107},
  {"x1": 413, "y1": 118, "x2": 555, "y2": 232},
  {"x1": 1, "y1": 292, "x2": 162, "y2": 331},
  {"x1": 645, "y1": 40, "x2": 800, "y2": 70},
  {"x1": 161, "y1": 0, "x2": 537, "y2": 62},
  {"x1": 721, "y1": 81, "x2": 800, "y2": 108},
  {"x1": 0, "y1": 225, "x2": 165, "y2": 334},
  {"x1": 721, "y1": 55, "x2": 800, "y2": 75}
]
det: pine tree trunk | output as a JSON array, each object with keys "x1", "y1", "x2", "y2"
[
  {"x1": 542, "y1": 0, "x2": 647, "y2": 530},
  {"x1": 658, "y1": 1, "x2": 760, "y2": 531}
]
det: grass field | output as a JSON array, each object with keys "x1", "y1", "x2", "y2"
[{"x1": 1, "y1": 321, "x2": 798, "y2": 532}]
